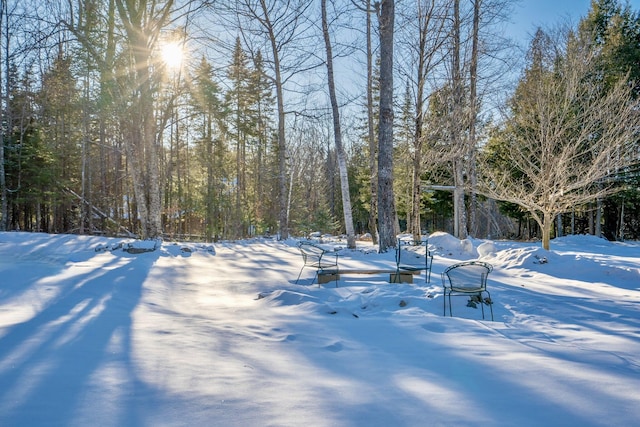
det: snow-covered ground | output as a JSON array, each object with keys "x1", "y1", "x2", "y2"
[{"x1": 0, "y1": 231, "x2": 638, "y2": 427}]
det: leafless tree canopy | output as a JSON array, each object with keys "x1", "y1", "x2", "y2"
[{"x1": 478, "y1": 28, "x2": 640, "y2": 249}]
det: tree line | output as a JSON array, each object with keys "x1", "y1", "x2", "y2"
[{"x1": 0, "y1": 0, "x2": 639, "y2": 250}]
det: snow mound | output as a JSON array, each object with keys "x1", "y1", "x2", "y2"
[
  {"x1": 258, "y1": 289, "x2": 346, "y2": 316},
  {"x1": 553, "y1": 234, "x2": 612, "y2": 247},
  {"x1": 460, "y1": 238, "x2": 475, "y2": 254},
  {"x1": 428, "y1": 231, "x2": 477, "y2": 258},
  {"x1": 477, "y1": 241, "x2": 497, "y2": 257},
  {"x1": 491, "y1": 246, "x2": 555, "y2": 269},
  {"x1": 259, "y1": 289, "x2": 319, "y2": 306}
]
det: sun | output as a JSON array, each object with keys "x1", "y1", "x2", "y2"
[{"x1": 160, "y1": 41, "x2": 184, "y2": 70}]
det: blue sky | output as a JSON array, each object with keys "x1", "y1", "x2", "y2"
[{"x1": 508, "y1": 0, "x2": 640, "y2": 44}]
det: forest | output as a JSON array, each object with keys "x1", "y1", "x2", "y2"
[{"x1": 1, "y1": 0, "x2": 639, "y2": 250}]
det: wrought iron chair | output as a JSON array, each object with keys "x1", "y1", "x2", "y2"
[
  {"x1": 395, "y1": 238, "x2": 433, "y2": 283},
  {"x1": 442, "y1": 261, "x2": 493, "y2": 320},
  {"x1": 295, "y1": 242, "x2": 339, "y2": 285}
]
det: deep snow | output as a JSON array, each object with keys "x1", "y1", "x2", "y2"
[{"x1": 0, "y1": 231, "x2": 639, "y2": 426}]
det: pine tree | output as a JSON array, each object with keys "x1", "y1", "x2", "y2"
[
  {"x1": 578, "y1": 0, "x2": 640, "y2": 239},
  {"x1": 38, "y1": 51, "x2": 82, "y2": 232},
  {"x1": 191, "y1": 56, "x2": 227, "y2": 241},
  {"x1": 246, "y1": 50, "x2": 276, "y2": 235},
  {"x1": 225, "y1": 37, "x2": 253, "y2": 237}
]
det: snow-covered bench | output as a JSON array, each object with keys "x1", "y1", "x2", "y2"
[
  {"x1": 316, "y1": 239, "x2": 432, "y2": 286},
  {"x1": 317, "y1": 268, "x2": 419, "y2": 285},
  {"x1": 295, "y1": 242, "x2": 415, "y2": 286}
]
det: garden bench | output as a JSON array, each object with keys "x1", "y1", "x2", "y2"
[
  {"x1": 296, "y1": 239, "x2": 433, "y2": 287},
  {"x1": 316, "y1": 239, "x2": 432, "y2": 286},
  {"x1": 317, "y1": 268, "x2": 418, "y2": 285}
]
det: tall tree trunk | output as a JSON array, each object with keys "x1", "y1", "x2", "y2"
[
  {"x1": 618, "y1": 198, "x2": 625, "y2": 241},
  {"x1": 541, "y1": 211, "x2": 552, "y2": 250},
  {"x1": 366, "y1": 0, "x2": 378, "y2": 244},
  {"x1": 138, "y1": 44, "x2": 162, "y2": 239},
  {"x1": 410, "y1": 147, "x2": 422, "y2": 240},
  {"x1": 102, "y1": 0, "x2": 116, "y2": 234},
  {"x1": 556, "y1": 214, "x2": 563, "y2": 237},
  {"x1": 258, "y1": 0, "x2": 289, "y2": 240},
  {"x1": 0, "y1": 0, "x2": 7, "y2": 231},
  {"x1": 115, "y1": 0, "x2": 171, "y2": 239},
  {"x1": 595, "y1": 197, "x2": 602, "y2": 237},
  {"x1": 322, "y1": 0, "x2": 356, "y2": 249},
  {"x1": 467, "y1": 0, "x2": 480, "y2": 237},
  {"x1": 453, "y1": 159, "x2": 466, "y2": 239},
  {"x1": 451, "y1": 0, "x2": 467, "y2": 239},
  {"x1": 80, "y1": 74, "x2": 89, "y2": 235},
  {"x1": 377, "y1": 0, "x2": 397, "y2": 252},
  {"x1": 410, "y1": 0, "x2": 438, "y2": 241}
]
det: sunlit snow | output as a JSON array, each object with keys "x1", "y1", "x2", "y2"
[{"x1": 0, "y1": 231, "x2": 639, "y2": 426}]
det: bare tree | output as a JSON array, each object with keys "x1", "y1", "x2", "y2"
[
  {"x1": 365, "y1": 0, "x2": 378, "y2": 244},
  {"x1": 396, "y1": 0, "x2": 449, "y2": 240},
  {"x1": 465, "y1": 0, "x2": 516, "y2": 238},
  {"x1": 450, "y1": 0, "x2": 467, "y2": 240},
  {"x1": 467, "y1": 0, "x2": 480, "y2": 236},
  {"x1": 377, "y1": 0, "x2": 397, "y2": 252},
  {"x1": 321, "y1": 0, "x2": 356, "y2": 248},
  {"x1": 232, "y1": 0, "x2": 314, "y2": 240},
  {"x1": 479, "y1": 29, "x2": 640, "y2": 250},
  {"x1": 350, "y1": 0, "x2": 379, "y2": 244},
  {"x1": 114, "y1": 0, "x2": 175, "y2": 239}
]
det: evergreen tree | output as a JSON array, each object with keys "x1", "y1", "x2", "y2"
[
  {"x1": 578, "y1": 0, "x2": 640, "y2": 239},
  {"x1": 246, "y1": 50, "x2": 276, "y2": 235},
  {"x1": 225, "y1": 37, "x2": 254, "y2": 238},
  {"x1": 39, "y1": 51, "x2": 82, "y2": 232},
  {"x1": 191, "y1": 56, "x2": 227, "y2": 241}
]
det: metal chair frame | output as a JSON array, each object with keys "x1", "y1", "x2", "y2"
[
  {"x1": 395, "y1": 238, "x2": 434, "y2": 283},
  {"x1": 442, "y1": 260, "x2": 494, "y2": 320},
  {"x1": 295, "y1": 242, "x2": 339, "y2": 285}
]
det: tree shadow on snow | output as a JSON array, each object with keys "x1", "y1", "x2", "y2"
[{"x1": 0, "y1": 249, "x2": 160, "y2": 426}]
